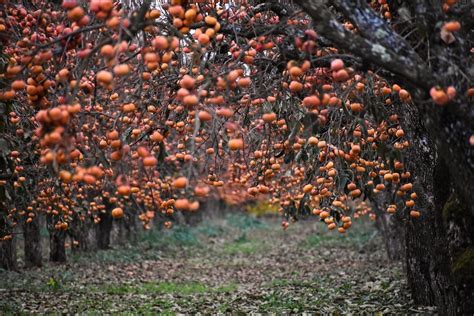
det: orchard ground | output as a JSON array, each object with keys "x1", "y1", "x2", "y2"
[{"x1": 0, "y1": 212, "x2": 436, "y2": 314}]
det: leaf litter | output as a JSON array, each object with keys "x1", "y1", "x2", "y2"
[{"x1": 0, "y1": 214, "x2": 436, "y2": 314}]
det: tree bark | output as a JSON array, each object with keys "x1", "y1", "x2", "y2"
[
  {"x1": 0, "y1": 140, "x2": 15, "y2": 270},
  {"x1": 24, "y1": 217, "x2": 42, "y2": 268},
  {"x1": 405, "y1": 157, "x2": 474, "y2": 314},
  {"x1": 126, "y1": 208, "x2": 138, "y2": 242},
  {"x1": 69, "y1": 214, "x2": 90, "y2": 253},
  {"x1": 96, "y1": 210, "x2": 113, "y2": 250},
  {"x1": 0, "y1": 234, "x2": 16, "y2": 271},
  {"x1": 0, "y1": 179, "x2": 15, "y2": 270},
  {"x1": 373, "y1": 197, "x2": 405, "y2": 261},
  {"x1": 49, "y1": 230, "x2": 66, "y2": 263},
  {"x1": 400, "y1": 105, "x2": 474, "y2": 314}
]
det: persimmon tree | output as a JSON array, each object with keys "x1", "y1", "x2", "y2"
[{"x1": 0, "y1": 0, "x2": 472, "y2": 313}]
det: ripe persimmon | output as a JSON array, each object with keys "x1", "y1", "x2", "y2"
[
  {"x1": 117, "y1": 185, "x2": 131, "y2": 196},
  {"x1": 198, "y1": 110, "x2": 212, "y2": 121},
  {"x1": 97, "y1": 70, "x2": 113, "y2": 84},
  {"x1": 113, "y1": 64, "x2": 130, "y2": 76},
  {"x1": 180, "y1": 75, "x2": 195, "y2": 89},
  {"x1": 303, "y1": 96, "x2": 320, "y2": 108},
  {"x1": 205, "y1": 16, "x2": 217, "y2": 26},
  {"x1": 262, "y1": 112, "x2": 277, "y2": 123},
  {"x1": 112, "y1": 207, "x2": 124, "y2": 219},
  {"x1": 330, "y1": 59, "x2": 344, "y2": 71},
  {"x1": 175, "y1": 198, "x2": 190, "y2": 210},
  {"x1": 430, "y1": 87, "x2": 449, "y2": 106},
  {"x1": 183, "y1": 95, "x2": 199, "y2": 106},
  {"x1": 173, "y1": 177, "x2": 188, "y2": 189},
  {"x1": 443, "y1": 21, "x2": 461, "y2": 32},
  {"x1": 228, "y1": 138, "x2": 244, "y2": 150}
]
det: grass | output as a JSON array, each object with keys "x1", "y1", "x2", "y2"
[
  {"x1": 258, "y1": 282, "x2": 320, "y2": 313},
  {"x1": 0, "y1": 301, "x2": 18, "y2": 314},
  {"x1": 258, "y1": 277, "x2": 358, "y2": 313},
  {"x1": 196, "y1": 221, "x2": 226, "y2": 237},
  {"x1": 223, "y1": 239, "x2": 261, "y2": 255},
  {"x1": 139, "y1": 225, "x2": 200, "y2": 248},
  {"x1": 103, "y1": 280, "x2": 237, "y2": 296},
  {"x1": 222, "y1": 231, "x2": 265, "y2": 255},
  {"x1": 260, "y1": 293, "x2": 307, "y2": 312},
  {"x1": 71, "y1": 224, "x2": 202, "y2": 265},
  {"x1": 215, "y1": 282, "x2": 238, "y2": 293},
  {"x1": 225, "y1": 213, "x2": 266, "y2": 230},
  {"x1": 104, "y1": 281, "x2": 208, "y2": 295}
]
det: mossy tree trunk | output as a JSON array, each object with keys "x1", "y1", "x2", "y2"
[
  {"x1": 368, "y1": 98, "x2": 473, "y2": 313},
  {"x1": 405, "y1": 158, "x2": 474, "y2": 314},
  {"x1": 400, "y1": 104, "x2": 474, "y2": 314}
]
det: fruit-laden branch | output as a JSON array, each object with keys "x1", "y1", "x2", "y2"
[
  {"x1": 291, "y1": 0, "x2": 434, "y2": 90},
  {"x1": 291, "y1": 0, "x2": 474, "y2": 212}
]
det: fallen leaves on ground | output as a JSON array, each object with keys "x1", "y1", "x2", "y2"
[{"x1": 0, "y1": 214, "x2": 436, "y2": 314}]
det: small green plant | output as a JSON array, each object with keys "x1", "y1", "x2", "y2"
[{"x1": 47, "y1": 277, "x2": 61, "y2": 291}]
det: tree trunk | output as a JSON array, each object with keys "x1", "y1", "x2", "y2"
[
  {"x1": 374, "y1": 199, "x2": 405, "y2": 261},
  {"x1": 96, "y1": 210, "x2": 112, "y2": 250},
  {"x1": 49, "y1": 230, "x2": 66, "y2": 262},
  {"x1": 125, "y1": 209, "x2": 138, "y2": 243},
  {"x1": 86, "y1": 221, "x2": 97, "y2": 252},
  {"x1": 400, "y1": 105, "x2": 474, "y2": 314},
  {"x1": 115, "y1": 219, "x2": 125, "y2": 245},
  {"x1": 70, "y1": 215, "x2": 90, "y2": 253},
  {"x1": 0, "y1": 150, "x2": 15, "y2": 270},
  {"x1": 0, "y1": 235, "x2": 16, "y2": 271},
  {"x1": 24, "y1": 217, "x2": 42, "y2": 268}
]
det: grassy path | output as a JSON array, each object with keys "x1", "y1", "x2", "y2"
[{"x1": 0, "y1": 213, "x2": 435, "y2": 313}]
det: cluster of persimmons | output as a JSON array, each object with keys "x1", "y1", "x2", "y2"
[{"x1": 0, "y1": 0, "x2": 424, "y2": 242}]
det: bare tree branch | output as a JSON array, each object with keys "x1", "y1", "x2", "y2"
[
  {"x1": 329, "y1": 0, "x2": 422, "y2": 62},
  {"x1": 292, "y1": 0, "x2": 434, "y2": 89}
]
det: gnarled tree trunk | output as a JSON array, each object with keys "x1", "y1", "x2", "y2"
[
  {"x1": 400, "y1": 104, "x2": 474, "y2": 314},
  {"x1": 405, "y1": 157, "x2": 474, "y2": 314}
]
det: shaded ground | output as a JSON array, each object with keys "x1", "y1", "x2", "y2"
[{"x1": 0, "y1": 213, "x2": 436, "y2": 313}]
